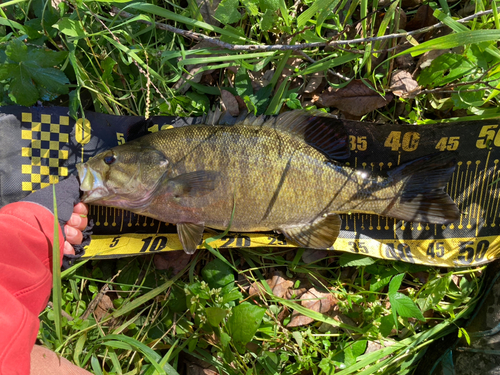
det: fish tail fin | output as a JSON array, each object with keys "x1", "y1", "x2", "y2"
[{"x1": 382, "y1": 153, "x2": 460, "y2": 224}]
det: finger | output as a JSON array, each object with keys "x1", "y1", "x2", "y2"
[
  {"x1": 73, "y1": 202, "x2": 89, "y2": 216},
  {"x1": 65, "y1": 225, "x2": 83, "y2": 245},
  {"x1": 67, "y1": 213, "x2": 88, "y2": 231},
  {"x1": 63, "y1": 241, "x2": 75, "y2": 256}
]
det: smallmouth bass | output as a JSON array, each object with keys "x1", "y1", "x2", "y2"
[{"x1": 77, "y1": 110, "x2": 460, "y2": 254}]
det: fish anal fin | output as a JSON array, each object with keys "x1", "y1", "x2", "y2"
[
  {"x1": 177, "y1": 222, "x2": 205, "y2": 254},
  {"x1": 280, "y1": 213, "x2": 341, "y2": 249},
  {"x1": 167, "y1": 171, "x2": 220, "y2": 198},
  {"x1": 267, "y1": 110, "x2": 350, "y2": 160}
]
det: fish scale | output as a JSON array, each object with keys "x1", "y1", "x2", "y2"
[{"x1": 77, "y1": 110, "x2": 459, "y2": 254}]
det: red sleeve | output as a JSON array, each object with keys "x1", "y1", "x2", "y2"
[{"x1": 0, "y1": 202, "x2": 64, "y2": 375}]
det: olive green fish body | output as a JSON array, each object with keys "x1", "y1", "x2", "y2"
[
  {"x1": 77, "y1": 110, "x2": 459, "y2": 253},
  {"x1": 134, "y1": 125, "x2": 384, "y2": 229}
]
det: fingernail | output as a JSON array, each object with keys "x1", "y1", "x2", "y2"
[{"x1": 65, "y1": 226, "x2": 78, "y2": 237}]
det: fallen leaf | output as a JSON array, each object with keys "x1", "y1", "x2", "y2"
[
  {"x1": 154, "y1": 250, "x2": 192, "y2": 275},
  {"x1": 221, "y1": 90, "x2": 240, "y2": 116},
  {"x1": 406, "y1": 5, "x2": 437, "y2": 32},
  {"x1": 302, "y1": 249, "x2": 329, "y2": 264},
  {"x1": 248, "y1": 271, "x2": 294, "y2": 298},
  {"x1": 94, "y1": 294, "x2": 114, "y2": 322},
  {"x1": 315, "y1": 80, "x2": 393, "y2": 117},
  {"x1": 303, "y1": 72, "x2": 324, "y2": 94},
  {"x1": 287, "y1": 288, "x2": 337, "y2": 327},
  {"x1": 417, "y1": 49, "x2": 450, "y2": 70},
  {"x1": 365, "y1": 340, "x2": 385, "y2": 354},
  {"x1": 401, "y1": 0, "x2": 422, "y2": 8},
  {"x1": 186, "y1": 363, "x2": 218, "y2": 375},
  {"x1": 196, "y1": 0, "x2": 222, "y2": 26},
  {"x1": 173, "y1": 66, "x2": 204, "y2": 94},
  {"x1": 390, "y1": 70, "x2": 420, "y2": 99}
]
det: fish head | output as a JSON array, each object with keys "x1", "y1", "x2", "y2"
[{"x1": 77, "y1": 142, "x2": 170, "y2": 209}]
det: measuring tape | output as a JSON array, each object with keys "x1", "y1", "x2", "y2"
[{"x1": 1, "y1": 106, "x2": 499, "y2": 267}]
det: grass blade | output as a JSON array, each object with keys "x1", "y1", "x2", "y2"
[{"x1": 52, "y1": 185, "x2": 63, "y2": 346}]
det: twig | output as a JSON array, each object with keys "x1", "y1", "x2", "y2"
[{"x1": 111, "y1": 6, "x2": 500, "y2": 52}]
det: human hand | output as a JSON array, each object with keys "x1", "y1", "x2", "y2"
[{"x1": 63, "y1": 202, "x2": 89, "y2": 256}]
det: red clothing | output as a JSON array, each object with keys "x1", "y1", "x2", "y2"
[{"x1": 0, "y1": 202, "x2": 64, "y2": 375}]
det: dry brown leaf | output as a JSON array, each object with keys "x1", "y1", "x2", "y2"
[
  {"x1": 248, "y1": 272, "x2": 293, "y2": 298},
  {"x1": 406, "y1": 4, "x2": 437, "y2": 31},
  {"x1": 287, "y1": 288, "x2": 337, "y2": 327},
  {"x1": 94, "y1": 294, "x2": 114, "y2": 322},
  {"x1": 154, "y1": 250, "x2": 192, "y2": 275},
  {"x1": 301, "y1": 249, "x2": 329, "y2": 264},
  {"x1": 390, "y1": 70, "x2": 420, "y2": 99},
  {"x1": 221, "y1": 90, "x2": 240, "y2": 116},
  {"x1": 315, "y1": 80, "x2": 393, "y2": 117},
  {"x1": 417, "y1": 49, "x2": 450, "y2": 70},
  {"x1": 196, "y1": 0, "x2": 221, "y2": 27},
  {"x1": 303, "y1": 72, "x2": 324, "y2": 94},
  {"x1": 185, "y1": 362, "x2": 218, "y2": 375},
  {"x1": 173, "y1": 66, "x2": 204, "y2": 94}
]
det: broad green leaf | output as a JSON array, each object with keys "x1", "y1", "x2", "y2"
[
  {"x1": 5, "y1": 39, "x2": 28, "y2": 62},
  {"x1": 226, "y1": 302, "x2": 266, "y2": 353},
  {"x1": 388, "y1": 273, "x2": 404, "y2": 296},
  {"x1": 168, "y1": 285, "x2": 187, "y2": 313},
  {"x1": 55, "y1": 18, "x2": 86, "y2": 38},
  {"x1": 235, "y1": 68, "x2": 253, "y2": 97},
  {"x1": 28, "y1": 49, "x2": 68, "y2": 68},
  {"x1": 206, "y1": 307, "x2": 228, "y2": 326},
  {"x1": 451, "y1": 86, "x2": 484, "y2": 109},
  {"x1": 379, "y1": 314, "x2": 394, "y2": 337},
  {"x1": 260, "y1": 9, "x2": 275, "y2": 31},
  {"x1": 0, "y1": 64, "x2": 17, "y2": 81},
  {"x1": 396, "y1": 30, "x2": 500, "y2": 57},
  {"x1": 259, "y1": 0, "x2": 279, "y2": 12},
  {"x1": 202, "y1": 258, "x2": 235, "y2": 292},
  {"x1": 391, "y1": 292, "x2": 425, "y2": 321},
  {"x1": 9, "y1": 65, "x2": 39, "y2": 106},
  {"x1": 344, "y1": 340, "x2": 367, "y2": 367},
  {"x1": 241, "y1": 0, "x2": 258, "y2": 16},
  {"x1": 418, "y1": 53, "x2": 475, "y2": 87},
  {"x1": 30, "y1": 65, "x2": 70, "y2": 95},
  {"x1": 214, "y1": 0, "x2": 242, "y2": 24},
  {"x1": 339, "y1": 253, "x2": 377, "y2": 267}
]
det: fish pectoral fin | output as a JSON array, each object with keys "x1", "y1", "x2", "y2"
[
  {"x1": 280, "y1": 213, "x2": 341, "y2": 249},
  {"x1": 177, "y1": 222, "x2": 205, "y2": 254},
  {"x1": 167, "y1": 171, "x2": 220, "y2": 198}
]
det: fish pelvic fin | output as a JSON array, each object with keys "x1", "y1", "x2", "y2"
[
  {"x1": 177, "y1": 222, "x2": 205, "y2": 254},
  {"x1": 265, "y1": 110, "x2": 351, "y2": 160},
  {"x1": 280, "y1": 213, "x2": 341, "y2": 249},
  {"x1": 382, "y1": 153, "x2": 460, "y2": 224}
]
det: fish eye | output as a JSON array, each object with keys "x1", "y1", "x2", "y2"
[{"x1": 104, "y1": 153, "x2": 116, "y2": 165}]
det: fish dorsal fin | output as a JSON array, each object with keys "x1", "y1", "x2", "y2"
[
  {"x1": 263, "y1": 110, "x2": 350, "y2": 160},
  {"x1": 280, "y1": 213, "x2": 341, "y2": 249},
  {"x1": 177, "y1": 222, "x2": 205, "y2": 254},
  {"x1": 166, "y1": 171, "x2": 220, "y2": 198}
]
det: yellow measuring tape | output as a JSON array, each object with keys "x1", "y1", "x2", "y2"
[{"x1": 84, "y1": 232, "x2": 500, "y2": 267}]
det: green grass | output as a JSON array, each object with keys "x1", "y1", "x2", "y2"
[{"x1": 3, "y1": 0, "x2": 500, "y2": 373}]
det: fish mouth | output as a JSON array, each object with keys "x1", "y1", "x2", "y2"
[{"x1": 76, "y1": 163, "x2": 110, "y2": 203}]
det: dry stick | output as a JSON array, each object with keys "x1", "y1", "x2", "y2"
[{"x1": 111, "y1": 7, "x2": 500, "y2": 52}]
